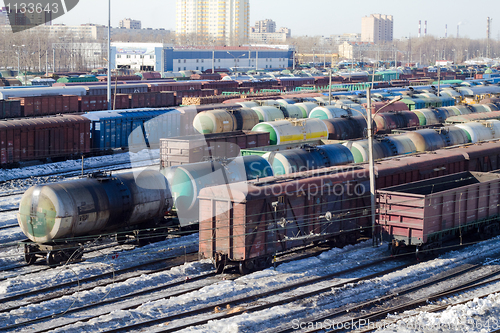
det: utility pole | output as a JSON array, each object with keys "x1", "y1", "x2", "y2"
[
  {"x1": 487, "y1": 17, "x2": 492, "y2": 58},
  {"x1": 107, "y1": 0, "x2": 112, "y2": 110},
  {"x1": 328, "y1": 69, "x2": 332, "y2": 104}
]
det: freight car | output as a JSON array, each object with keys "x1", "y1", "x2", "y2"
[
  {"x1": 0, "y1": 106, "x2": 199, "y2": 167},
  {"x1": 199, "y1": 140, "x2": 500, "y2": 273},
  {"x1": 0, "y1": 87, "x2": 87, "y2": 99},
  {"x1": 159, "y1": 131, "x2": 270, "y2": 168},
  {"x1": 192, "y1": 104, "x2": 309, "y2": 135},
  {"x1": 18, "y1": 170, "x2": 172, "y2": 265},
  {"x1": 0, "y1": 115, "x2": 90, "y2": 166},
  {"x1": 18, "y1": 155, "x2": 273, "y2": 265},
  {"x1": 378, "y1": 171, "x2": 500, "y2": 255},
  {"x1": 82, "y1": 107, "x2": 198, "y2": 152}
]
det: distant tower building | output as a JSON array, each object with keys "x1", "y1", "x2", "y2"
[
  {"x1": 361, "y1": 14, "x2": 393, "y2": 43},
  {"x1": 21, "y1": 9, "x2": 52, "y2": 26},
  {"x1": 277, "y1": 27, "x2": 291, "y2": 38},
  {"x1": 176, "y1": 0, "x2": 250, "y2": 46},
  {"x1": 0, "y1": 7, "x2": 8, "y2": 25},
  {"x1": 254, "y1": 19, "x2": 276, "y2": 33},
  {"x1": 119, "y1": 18, "x2": 142, "y2": 29}
]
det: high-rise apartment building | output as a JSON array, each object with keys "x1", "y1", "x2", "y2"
[
  {"x1": 176, "y1": 0, "x2": 250, "y2": 45},
  {"x1": 119, "y1": 18, "x2": 142, "y2": 30},
  {"x1": 253, "y1": 19, "x2": 276, "y2": 33},
  {"x1": 361, "y1": 14, "x2": 393, "y2": 44}
]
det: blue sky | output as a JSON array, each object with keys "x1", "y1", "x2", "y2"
[{"x1": 49, "y1": 0, "x2": 497, "y2": 40}]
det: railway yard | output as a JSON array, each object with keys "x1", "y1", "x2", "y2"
[
  {"x1": 2, "y1": 45, "x2": 500, "y2": 333},
  {"x1": 2, "y1": 81, "x2": 500, "y2": 331}
]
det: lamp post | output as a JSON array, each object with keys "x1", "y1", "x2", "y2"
[
  {"x1": 12, "y1": 44, "x2": 25, "y2": 76},
  {"x1": 13, "y1": 44, "x2": 25, "y2": 85},
  {"x1": 107, "y1": 0, "x2": 111, "y2": 110},
  {"x1": 350, "y1": 88, "x2": 403, "y2": 246},
  {"x1": 227, "y1": 51, "x2": 246, "y2": 72}
]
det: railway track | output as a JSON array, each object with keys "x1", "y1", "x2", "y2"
[
  {"x1": 0, "y1": 250, "x2": 200, "y2": 316},
  {"x1": 0, "y1": 238, "x2": 137, "y2": 280},
  {"x1": 0, "y1": 227, "x2": 200, "y2": 278},
  {"x1": 0, "y1": 158, "x2": 160, "y2": 198},
  {"x1": 352, "y1": 269, "x2": 500, "y2": 333},
  {"x1": 17, "y1": 256, "x2": 410, "y2": 333},
  {"x1": 0, "y1": 222, "x2": 17, "y2": 230},
  {"x1": 93, "y1": 259, "x2": 414, "y2": 333},
  {"x1": 0, "y1": 241, "x2": 388, "y2": 332},
  {"x1": 272, "y1": 261, "x2": 500, "y2": 332}
]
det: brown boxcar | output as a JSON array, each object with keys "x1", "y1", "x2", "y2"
[
  {"x1": 160, "y1": 92, "x2": 176, "y2": 107},
  {"x1": 199, "y1": 165, "x2": 368, "y2": 273},
  {"x1": 79, "y1": 95, "x2": 107, "y2": 112},
  {"x1": 365, "y1": 101, "x2": 410, "y2": 114},
  {"x1": 0, "y1": 99, "x2": 22, "y2": 118},
  {"x1": 199, "y1": 141, "x2": 500, "y2": 273},
  {"x1": 160, "y1": 131, "x2": 270, "y2": 168},
  {"x1": 378, "y1": 171, "x2": 500, "y2": 253},
  {"x1": 0, "y1": 115, "x2": 90, "y2": 165}
]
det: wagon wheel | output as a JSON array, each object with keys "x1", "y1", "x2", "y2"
[
  {"x1": 46, "y1": 251, "x2": 58, "y2": 267},
  {"x1": 239, "y1": 260, "x2": 255, "y2": 275},
  {"x1": 72, "y1": 246, "x2": 84, "y2": 261},
  {"x1": 135, "y1": 230, "x2": 150, "y2": 247},
  {"x1": 415, "y1": 246, "x2": 424, "y2": 261},
  {"x1": 215, "y1": 258, "x2": 226, "y2": 274},
  {"x1": 24, "y1": 246, "x2": 37, "y2": 265},
  {"x1": 390, "y1": 244, "x2": 399, "y2": 256},
  {"x1": 116, "y1": 233, "x2": 128, "y2": 245}
]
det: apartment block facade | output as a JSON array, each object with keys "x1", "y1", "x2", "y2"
[
  {"x1": 176, "y1": 0, "x2": 250, "y2": 45},
  {"x1": 361, "y1": 14, "x2": 393, "y2": 44}
]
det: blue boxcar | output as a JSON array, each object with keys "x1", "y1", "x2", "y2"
[{"x1": 82, "y1": 108, "x2": 181, "y2": 151}]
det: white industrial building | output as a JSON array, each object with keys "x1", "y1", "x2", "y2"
[{"x1": 110, "y1": 42, "x2": 294, "y2": 72}]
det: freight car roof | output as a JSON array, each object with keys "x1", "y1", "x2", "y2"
[
  {"x1": 0, "y1": 115, "x2": 89, "y2": 128},
  {"x1": 378, "y1": 171, "x2": 500, "y2": 195}
]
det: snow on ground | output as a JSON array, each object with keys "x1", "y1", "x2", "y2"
[
  {"x1": 42, "y1": 241, "x2": 404, "y2": 333},
  {"x1": 0, "y1": 212, "x2": 24, "y2": 246},
  {"x1": 0, "y1": 259, "x2": 215, "y2": 329},
  {"x1": 377, "y1": 291, "x2": 500, "y2": 333},
  {"x1": 175, "y1": 237, "x2": 500, "y2": 333},
  {"x1": 0, "y1": 148, "x2": 159, "y2": 183},
  {"x1": 0, "y1": 194, "x2": 22, "y2": 211},
  {"x1": 3, "y1": 236, "x2": 500, "y2": 333},
  {"x1": 0, "y1": 233, "x2": 199, "y2": 297},
  {"x1": 3, "y1": 153, "x2": 500, "y2": 332}
]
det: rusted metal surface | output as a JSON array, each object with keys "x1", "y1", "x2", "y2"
[
  {"x1": 160, "y1": 131, "x2": 270, "y2": 168},
  {"x1": 378, "y1": 171, "x2": 500, "y2": 246}
]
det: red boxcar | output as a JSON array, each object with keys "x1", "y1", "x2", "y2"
[
  {"x1": 0, "y1": 115, "x2": 91, "y2": 165},
  {"x1": 199, "y1": 166, "x2": 368, "y2": 273},
  {"x1": 378, "y1": 171, "x2": 500, "y2": 253},
  {"x1": 367, "y1": 101, "x2": 409, "y2": 114},
  {"x1": 1, "y1": 99, "x2": 22, "y2": 118},
  {"x1": 199, "y1": 141, "x2": 500, "y2": 273},
  {"x1": 79, "y1": 95, "x2": 107, "y2": 112}
]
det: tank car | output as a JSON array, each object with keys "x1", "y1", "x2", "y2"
[{"x1": 18, "y1": 170, "x2": 172, "y2": 265}]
